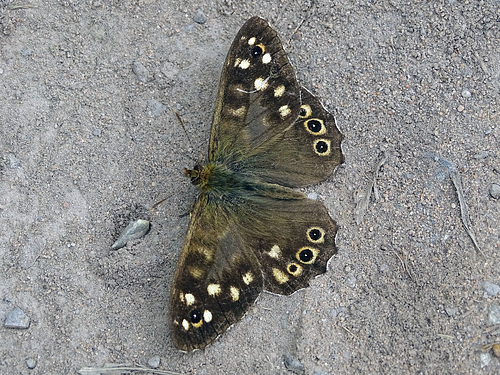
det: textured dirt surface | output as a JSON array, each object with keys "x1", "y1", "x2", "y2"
[{"x1": 1, "y1": 1, "x2": 499, "y2": 374}]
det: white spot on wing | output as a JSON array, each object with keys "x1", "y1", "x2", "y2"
[
  {"x1": 230, "y1": 286, "x2": 240, "y2": 301},
  {"x1": 254, "y1": 77, "x2": 269, "y2": 91},
  {"x1": 268, "y1": 245, "x2": 281, "y2": 259},
  {"x1": 203, "y1": 310, "x2": 213, "y2": 323},
  {"x1": 239, "y1": 59, "x2": 250, "y2": 69},
  {"x1": 242, "y1": 272, "x2": 254, "y2": 285},
  {"x1": 273, "y1": 268, "x2": 289, "y2": 284},
  {"x1": 248, "y1": 37, "x2": 256, "y2": 45},
  {"x1": 207, "y1": 283, "x2": 221, "y2": 297},
  {"x1": 274, "y1": 85, "x2": 285, "y2": 98},
  {"x1": 279, "y1": 105, "x2": 291, "y2": 118},
  {"x1": 262, "y1": 53, "x2": 272, "y2": 64},
  {"x1": 182, "y1": 319, "x2": 189, "y2": 331},
  {"x1": 184, "y1": 293, "x2": 195, "y2": 306},
  {"x1": 230, "y1": 106, "x2": 246, "y2": 118}
]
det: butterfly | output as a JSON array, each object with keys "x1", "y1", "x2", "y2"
[{"x1": 168, "y1": 16, "x2": 343, "y2": 351}]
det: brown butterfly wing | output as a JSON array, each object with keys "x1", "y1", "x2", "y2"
[
  {"x1": 169, "y1": 192, "x2": 337, "y2": 351},
  {"x1": 209, "y1": 16, "x2": 301, "y2": 161},
  {"x1": 236, "y1": 194, "x2": 338, "y2": 295},
  {"x1": 169, "y1": 196, "x2": 264, "y2": 351},
  {"x1": 208, "y1": 17, "x2": 343, "y2": 188},
  {"x1": 238, "y1": 87, "x2": 344, "y2": 187}
]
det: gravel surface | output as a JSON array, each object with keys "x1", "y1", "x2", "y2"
[{"x1": 1, "y1": 1, "x2": 499, "y2": 374}]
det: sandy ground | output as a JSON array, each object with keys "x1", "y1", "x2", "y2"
[{"x1": 1, "y1": 1, "x2": 499, "y2": 374}]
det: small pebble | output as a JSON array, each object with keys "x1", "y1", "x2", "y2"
[
  {"x1": 307, "y1": 192, "x2": 318, "y2": 200},
  {"x1": 489, "y1": 183, "x2": 500, "y2": 199},
  {"x1": 474, "y1": 150, "x2": 489, "y2": 159},
  {"x1": 147, "y1": 355, "x2": 161, "y2": 369},
  {"x1": 284, "y1": 353, "x2": 305, "y2": 375},
  {"x1": 330, "y1": 308, "x2": 339, "y2": 318},
  {"x1": 483, "y1": 281, "x2": 500, "y2": 296},
  {"x1": 346, "y1": 275, "x2": 357, "y2": 288},
  {"x1": 445, "y1": 306, "x2": 458, "y2": 317},
  {"x1": 7, "y1": 153, "x2": 21, "y2": 168},
  {"x1": 461, "y1": 89, "x2": 471, "y2": 98},
  {"x1": 112, "y1": 219, "x2": 150, "y2": 250},
  {"x1": 4, "y1": 307, "x2": 30, "y2": 329},
  {"x1": 280, "y1": 313, "x2": 289, "y2": 330},
  {"x1": 457, "y1": 104, "x2": 465, "y2": 112},
  {"x1": 488, "y1": 304, "x2": 500, "y2": 325},
  {"x1": 192, "y1": 9, "x2": 207, "y2": 24},
  {"x1": 21, "y1": 48, "x2": 33, "y2": 57},
  {"x1": 480, "y1": 352, "x2": 492, "y2": 368},
  {"x1": 148, "y1": 99, "x2": 166, "y2": 117},
  {"x1": 26, "y1": 358, "x2": 37, "y2": 369},
  {"x1": 161, "y1": 61, "x2": 180, "y2": 81},
  {"x1": 132, "y1": 61, "x2": 148, "y2": 83},
  {"x1": 379, "y1": 263, "x2": 389, "y2": 272}
]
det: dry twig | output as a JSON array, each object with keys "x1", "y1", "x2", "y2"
[{"x1": 355, "y1": 152, "x2": 387, "y2": 224}]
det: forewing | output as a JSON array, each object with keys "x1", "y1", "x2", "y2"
[
  {"x1": 208, "y1": 17, "x2": 343, "y2": 188},
  {"x1": 209, "y1": 16, "x2": 301, "y2": 161}
]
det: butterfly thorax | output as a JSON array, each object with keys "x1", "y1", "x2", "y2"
[
  {"x1": 184, "y1": 162, "x2": 304, "y2": 200},
  {"x1": 184, "y1": 162, "x2": 249, "y2": 195}
]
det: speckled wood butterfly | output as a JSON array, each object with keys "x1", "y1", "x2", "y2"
[{"x1": 169, "y1": 16, "x2": 343, "y2": 351}]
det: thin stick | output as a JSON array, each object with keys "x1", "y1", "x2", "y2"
[
  {"x1": 174, "y1": 110, "x2": 191, "y2": 144},
  {"x1": 393, "y1": 250, "x2": 414, "y2": 281},
  {"x1": 6, "y1": 4, "x2": 36, "y2": 10},
  {"x1": 78, "y1": 364, "x2": 180, "y2": 374},
  {"x1": 355, "y1": 152, "x2": 387, "y2": 224},
  {"x1": 342, "y1": 325, "x2": 359, "y2": 340},
  {"x1": 287, "y1": 19, "x2": 306, "y2": 46},
  {"x1": 448, "y1": 167, "x2": 485, "y2": 257}
]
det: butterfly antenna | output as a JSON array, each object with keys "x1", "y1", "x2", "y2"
[
  {"x1": 174, "y1": 110, "x2": 192, "y2": 144},
  {"x1": 149, "y1": 194, "x2": 174, "y2": 210},
  {"x1": 173, "y1": 110, "x2": 199, "y2": 164}
]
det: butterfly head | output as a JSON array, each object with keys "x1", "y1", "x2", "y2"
[
  {"x1": 184, "y1": 165, "x2": 203, "y2": 185},
  {"x1": 184, "y1": 163, "x2": 217, "y2": 189}
]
